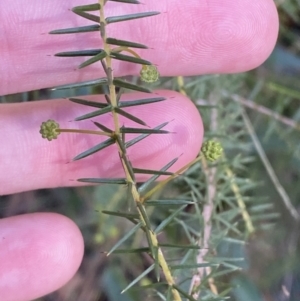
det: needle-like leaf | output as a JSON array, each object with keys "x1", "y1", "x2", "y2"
[
  {"x1": 154, "y1": 205, "x2": 186, "y2": 234},
  {"x1": 114, "y1": 107, "x2": 148, "y2": 126},
  {"x1": 51, "y1": 78, "x2": 108, "y2": 90},
  {"x1": 72, "y1": 3, "x2": 100, "y2": 11},
  {"x1": 107, "y1": 37, "x2": 148, "y2": 49},
  {"x1": 145, "y1": 199, "x2": 195, "y2": 206},
  {"x1": 106, "y1": 12, "x2": 160, "y2": 24},
  {"x1": 79, "y1": 51, "x2": 107, "y2": 68},
  {"x1": 69, "y1": 98, "x2": 108, "y2": 109},
  {"x1": 49, "y1": 24, "x2": 100, "y2": 34},
  {"x1": 121, "y1": 264, "x2": 155, "y2": 294},
  {"x1": 138, "y1": 157, "x2": 178, "y2": 194},
  {"x1": 113, "y1": 79, "x2": 152, "y2": 93},
  {"x1": 119, "y1": 97, "x2": 166, "y2": 108},
  {"x1": 55, "y1": 49, "x2": 103, "y2": 57},
  {"x1": 72, "y1": 9, "x2": 100, "y2": 23},
  {"x1": 93, "y1": 121, "x2": 113, "y2": 133},
  {"x1": 75, "y1": 106, "x2": 112, "y2": 121},
  {"x1": 120, "y1": 127, "x2": 169, "y2": 134},
  {"x1": 110, "y1": 52, "x2": 152, "y2": 65},
  {"x1": 107, "y1": 221, "x2": 143, "y2": 256},
  {"x1": 77, "y1": 178, "x2": 127, "y2": 184},
  {"x1": 73, "y1": 137, "x2": 115, "y2": 161},
  {"x1": 125, "y1": 122, "x2": 168, "y2": 148}
]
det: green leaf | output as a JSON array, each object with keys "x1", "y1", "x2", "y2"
[
  {"x1": 107, "y1": 37, "x2": 148, "y2": 49},
  {"x1": 107, "y1": 221, "x2": 143, "y2": 256},
  {"x1": 55, "y1": 49, "x2": 103, "y2": 57},
  {"x1": 145, "y1": 199, "x2": 195, "y2": 206},
  {"x1": 72, "y1": 3, "x2": 100, "y2": 11},
  {"x1": 75, "y1": 105, "x2": 112, "y2": 121},
  {"x1": 113, "y1": 79, "x2": 152, "y2": 93},
  {"x1": 133, "y1": 168, "x2": 173, "y2": 175},
  {"x1": 158, "y1": 243, "x2": 200, "y2": 250},
  {"x1": 93, "y1": 121, "x2": 112, "y2": 133},
  {"x1": 77, "y1": 178, "x2": 127, "y2": 184},
  {"x1": 49, "y1": 24, "x2": 100, "y2": 34},
  {"x1": 125, "y1": 122, "x2": 168, "y2": 148},
  {"x1": 108, "y1": 247, "x2": 149, "y2": 254},
  {"x1": 114, "y1": 107, "x2": 147, "y2": 126},
  {"x1": 51, "y1": 78, "x2": 108, "y2": 90},
  {"x1": 73, "y1": 137, "x2": 115, "y2": 161},
  {"x1": 154, "y1": 246, "x2": 160, "y2": 282},
  {"x1": 69, "y1": 97, "x2": 108, "y2": 109},
  {"x1": 110, "y1": 52, "x2": 152, "y2": 65},
  {"x1": 172, "y1": 285, "x2": 197, "y2": 301},
  {"x1": 154, "y1": 205, "x2": 186, "y2": 234},
  {"x1": 119, "y1": 97, "x2": 166, "y2": 108},
  {"x1": 120, "y1": 127, "x2": 169, "y2": 135},
  {"x1": 138, "y1": 157, "x2": 178, "y2": 194},
  {"x1": 108, "y1": 0, "x2": 140, "y2": 3},
  {"x1": 102, "y1": 210, "x2": 139, "y2": 220},
  {"x1": 79, "y1": 51, "x2": 107, "y2": 69},
  {"x1": 121, "y1": 264, "x2": 155, "y2": 294},
  {"x1": 106, "y1": 12, "x2": 160, "y2": 24},
  {"x1": 72, "y1": 9, "x2": 100, "y2": 23}
]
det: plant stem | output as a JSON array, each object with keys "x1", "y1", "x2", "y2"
[{"x1": 98, "y1": 2, "x2": 182, "y2": 300}]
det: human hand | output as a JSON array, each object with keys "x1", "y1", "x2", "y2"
[{"x1": 0, "y1": 0, "x2": 278, "y2": 300}]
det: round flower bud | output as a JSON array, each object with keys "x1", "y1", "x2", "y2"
[
  {"x1": 140, "y1": 65, "x2": 159, "y2": 83},
  {"x1": 40, "y1": 120, "x2": 60, "y2": 141},
  {"x1": 201, "y1": 140, "x2": 223, "y2": 162}
]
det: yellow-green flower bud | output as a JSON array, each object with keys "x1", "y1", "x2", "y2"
[
  {"x1": 140, "y1": 65, "x2": 159, "y2": 83},
  {"x1": 201, "y1": 140, "x2": 223, "y2": 162},
  {"x1": 40, "y1": 120, "x2": 60, "y2": 141}
]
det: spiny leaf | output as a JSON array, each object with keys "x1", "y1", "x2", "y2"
[
  {"x1": 72, "y1": 3, "x2": 100, "y2": 11},
  {"x1": 119, "y1": 97, "x2": 166, "y2": 108},
  {"x1": 75, "y1": 105, "x2": 112, "y2": 121},
  {"x1": 106, "y1": 37, "x2": 148, "y2": 49},
  {"x1": 108, "y1": 0, "x2": 140, "y2": 3},
  {"x1": 102, "y1": 210, "x2": 139, "y2": 220},
  {"x1": 154, "y1": 246, "x2": 160, "y2": 282},
  {"x1": 106, "y1": 12, "x2": 160, "y2": 24},
  {"x1": 170, "y1": 263, "x2": 217, "y2": 270},
  {"x1": 110, "y1": 52, "x2": 152, "y2": 65},
  {"x1": 107, "y1": 222, "x2": 143, "y2": 256},
  {"x1": 159, "y1": 243, "x2": 200, "y2": 250},
  {"x1": 49, "y1": 24, "x2": 100, "y2": 34},
  {"x1": 121, "y1": 264, "x2": 155, "y2": 294},
  {"x1": 120, "y1": 127, "x2": 169, "y2": 134},
  {"x1": 155, "y1": 205, "x2": 186, "y2": 234},
  {"x1": 107, "y1": 247, "x2": 149, "y2": 254},
  {"x1": 71, "y1": 9, "x2": 100, "y2": 23},
  {"x1": 69, "y1": 97, "x2": 108, "y2": 109},
  {"x1": 73, "y1": 137, "x2": 115, "y2": 161},
  {"x1": 145, "y1": 199, "x2": 195, "y2": 206},
  {"x1": 79, "y1": 51, "x2": 107, "y2": 69},
  {"x1": 138, "y1": 157, "x2": 178, "y2": 194},
  {"x1": 133, "y1": 168, "x2": 173, "y2": 176},
  {"x1": 172, "y1": 285, "x2": 197, "y2": 301},
  {"x1": 77, "y1": 178, "x2": 127, "y2": 184},
  {"x1": 113, "y1": 79, "x2": 152, "y2": 93},
  {"x1": 55, "y1": 49, "x2": 103, "y2": 57},
  {"x1": 114, "y1": 107, "x2": 147, "y2": 126},
  {"x1": 93, "y1": 121, "x2": 112, "y2": 133},
  {"x1": 51, "y1": 78, "x2": 107, "y2": 90},
  {"x1": 125, "y1": 122, "x2": 168, "y2": 148}
]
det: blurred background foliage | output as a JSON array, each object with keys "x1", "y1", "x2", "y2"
[{"x1": 1, "y1": 1, "x2": 300, "y2": 300}]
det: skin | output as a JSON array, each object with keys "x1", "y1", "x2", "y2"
[{"x1": 0, "y1": 0, "x2": 279, "y2": 300}]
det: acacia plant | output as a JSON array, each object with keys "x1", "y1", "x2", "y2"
[{"x1": 38, "y1": 1, "x2": 278, "y2": 301}]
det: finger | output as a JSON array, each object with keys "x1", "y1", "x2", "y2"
[
  {"x1": 0, "y1": 0, "x2": 278, "y2": 95},
  {"x1": 0, "y1": 90, "x2": 203, "y2": 195},
  {"x1": 0, "y1": 213, "x2": 84, "y2": 301}
]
